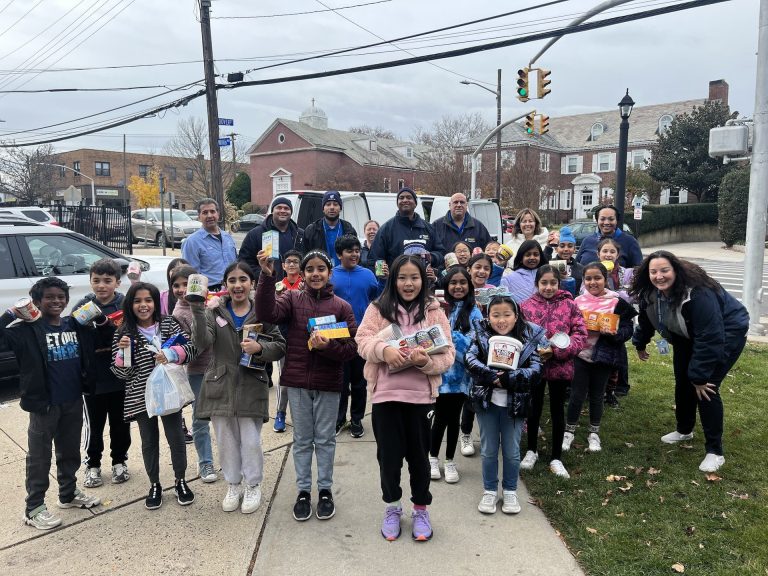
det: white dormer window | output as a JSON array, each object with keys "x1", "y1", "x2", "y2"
[
  {"x1": 590, "y1": 122, "x2": 605, "y2": 140},
  {"x1": 369, "y1": 140, "x2": 377, "y2": 151},
  {"x1": 405, "y1": 146, "x2": 413, "y2": 158},
  {"x1": 659, "y1": 115, "x2": 673, "y2": 134}
]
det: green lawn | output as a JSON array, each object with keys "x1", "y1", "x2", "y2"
[{"x1": 522, "y1": 343, "x2": 768, "y2": 576}]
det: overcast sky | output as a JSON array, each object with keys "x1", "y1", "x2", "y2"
[{"x1": 0, "y1": 0, "x2": 759, "y2": 158}]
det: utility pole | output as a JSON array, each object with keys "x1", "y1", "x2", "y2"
[
  {"x1": 199, "y1": 0, "x2": 225, "y2": 224},
  {"x1": 744, "y1": 0, "x2": 768, "y2": 335},
  {"x1": 122, "y1": 134, "x2": 127, "y2": 207},
  {"x1": 495, "y1": 68, "x2": 502, "y2": 202}
]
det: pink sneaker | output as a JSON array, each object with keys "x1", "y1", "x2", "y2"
[
  {"x1": 381, "y1": 505, "x2": 402, "y2": 541},
  {"x1": 411, "y1": 508, "x2": 433, "y2": 541}
]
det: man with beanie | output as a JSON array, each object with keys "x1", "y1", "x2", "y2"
[
  {"x1": 368, "y1": 187, "x2": 445, "y2": 269},
  {"x1": 239, "y1": 196, "x2": 305, "y2": 281},
  {"x1": 302, "y1": 191, "x2": 357, "y2": 267},
  {"x1": 433, "y1": 192, "x2": 492, "y2": 253}
]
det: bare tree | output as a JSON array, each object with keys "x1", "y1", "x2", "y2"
[
  {"x1": 500, "y1": 147, "x2": 555, "y2": 213},
  {"x1": 314, "y1": 164, "x2": 380, "y2": 192},
  {"x1": 0, "y1": 144, "x2": 58, "y2": 204},
  {"x1": 412, "y1": 113, "x2": 491, "y2": 196},
  {"x1": 163, "y1": 117, "x2": 247, "y2": 203},
  {"x1": 348, "y1": 125, "x2": 398, "y2": 140}
]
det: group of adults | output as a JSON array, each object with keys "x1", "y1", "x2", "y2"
[{"x1": 181, "y1": 191, "x2": 748, "y2": 473}]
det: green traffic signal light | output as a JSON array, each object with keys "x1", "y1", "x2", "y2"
[
  {"x1": 526, "y1": 127, "x2": 533, "y2": 134},
  {"x1": 518, "y1": 87, "x2": 528, "y2": 97}
]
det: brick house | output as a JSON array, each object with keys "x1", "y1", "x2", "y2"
[
  {"x1": 246, "y1": 103, "x2": 429, "y2": 207},
  {"x1": 51, "y1": 149, "x2": 247, "y2": 210},
  {"x1": 459, "y1": 80, "x2": 730, "y2": 221}
]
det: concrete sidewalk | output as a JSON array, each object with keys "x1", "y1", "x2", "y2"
[{"x1": 0, "y1": 386, "x2": 583, "y2": 576}]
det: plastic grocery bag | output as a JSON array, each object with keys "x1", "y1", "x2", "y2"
[{"x1": 145, "y1": 363, "x2": 195, "y2": 418}]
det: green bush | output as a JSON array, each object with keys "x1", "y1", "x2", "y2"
[
  {"x1": 623, "y1": 203, "x2": 718, "y2": 236},
  {"x1": 241, "y1": 201, "x2": 255, "y2": 214},
  {"x1": 717, "y1": 168, "x2": 750, "y2": 247}
]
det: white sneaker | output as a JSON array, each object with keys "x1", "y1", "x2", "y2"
[
  {"x1": 429, "y1": 456, "x2": 441, "y2": 480},
  {"x1": 549, "y1": 459, "x2": 570, "y2": 479},
  {"x1": 478, "y1": 491, "x2": 497, "y2": 514},
  {"x1": 587, "y1": 433, "x2": 602, "y2": 453},
  {"x1": 520, "y1": 450, "x2": 538, "y2": 470},
  {"x1": 460, "y1": 434, "x2": 475, "y2": 456},
  {"x1": 501, "y1": 490, "x2": 521, "y2": 514},
  {"x1": 443, "y1": 460, "x2": 459, "y2": 484},
  {"x1": 562, "y1": 431, "x2": 575, "y2": 452},
  {"x1": 699, "y1": 453, "x2": 725, "y2": 473},
  {"x1": 661, "y1": 430, "x2": 694, "y2": 444},
  {"x1": 241, "y1": 484, "x2": 262, "y2": 514},
  {"x1": 57, "y1": 489, "x2": 101, "y2": 509},
  {"x1": 222, "y1": 484, "x2": 242, "y2": 512},
  {"x1": 83, "y1": 467, "x2": 103, "y2": 488}
]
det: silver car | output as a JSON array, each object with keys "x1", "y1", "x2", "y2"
[{"x1": 131, "y1": 208, "x2": 202, "y2": 247}]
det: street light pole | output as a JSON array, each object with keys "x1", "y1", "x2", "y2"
[
  {"x1": 614, "y1": 89, "x2": 635, "y2": 218},
  {"x1": 39, "y1": 162, "x2": 95, "y2": 205},
  {"x1": 461, "y1": 72, "x2": 503, "y2": 201}
]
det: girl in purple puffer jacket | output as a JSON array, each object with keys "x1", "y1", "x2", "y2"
[{"x1": 520, "y1": 265, "x2": 587, "y2": 479}]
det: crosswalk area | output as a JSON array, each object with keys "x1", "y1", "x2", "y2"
[{"x1": 687, "y1": 258, "x2": 768, "y2": 317}]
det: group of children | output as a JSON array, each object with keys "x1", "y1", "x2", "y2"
[{"x1": 6, "y1": 223, "x2": 637, "y2": 543}]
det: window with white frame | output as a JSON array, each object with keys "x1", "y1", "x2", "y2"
[
  {"x1": 582, "y1": 191, "x2": 593, "y2": 207},
  {"x1": 597, "y1": 153, "x2": 611, "y2": 172},
  {"x1": 562, "y1": 189, "x2": 571, "y2": 210},
  {"x1": 590, "y1": 122, "x2": 605, "y2": 140},
  {"x1": 73, "y1": 161, "x2": 80, "y2": 172},
  {"x1": 272, "y1": 174, "x2": 291, "y2": 195},
  {"x1": 539, "y1": 152, "x2": 550, "y2": 172},
  {"x1": 383, "y1": 178, "x2": 391, "y2": 193},
  {"x1": 397, "y1": 178, "x2": 405, "y2": 190},
  {"x1": 59, "y1": 166, "x2": 66, "y2": 178},
  {"x1": 567, "y1": 156, "x2": 580, "y2": 174},
  {"x1": 405, "y1": 146, "x2": 413, "y2": 158},
  {"x1": 658, "y1": 115, "x2": 673, "y2": 134},
  {"x1": 548, "y1": 193, "x2": 558, "y2": 209},
  {"x1": 501, "y1": 150, "x2": 516, "y2": 168},
  {"x1": 631, "y1": 149, "x2": 647, "y2": 169}
]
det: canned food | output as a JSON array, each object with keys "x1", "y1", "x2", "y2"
[
  {"x1": 428, "y1": 326, "x2": 446, "y2": 347},
  {"x1": 106, "y1": 310, "x2": 124, "y2": 327},
  {"x1": 72, "y1": 301, "x2": 102, "y2": 325},
  {"x1": 404, "y1": 335, "x2": 418, "y2": 349},
  {"x1": 14, "y1": 297, "x2": 41, "y2": 322},
  {"x1": 186, "y1": 274, "x2": 209, "y2": 302},
  {"x1": 375, "y1": 260, "x2": 386, "y2": 277},
  {"x1": 415, "y1": 331, "x2": 432, "y2": 349},
  {"x1": 443, "y1": 253, "x2": 459, "y2": 268}
]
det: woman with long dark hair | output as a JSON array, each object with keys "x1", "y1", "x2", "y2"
[{"x1": 630, "y1": 250, "x2": 748, "y2": 473}]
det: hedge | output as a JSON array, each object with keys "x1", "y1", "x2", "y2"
[
  {"x1": 622, "y1": 203, "x2": 718, "y2": 236},
  {"x1": 717, "y1": 168, "x2": 750, "y2": 247}
]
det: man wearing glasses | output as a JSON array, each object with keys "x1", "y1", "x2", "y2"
[{"x1": 433, "y1": 193, "x2": 492, "y2": 254}]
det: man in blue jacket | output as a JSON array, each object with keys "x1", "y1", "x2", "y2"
[
  {"x1": 368, "y1": 187, "x2": 445, "y2": 270},
  {"x1": 576, "y1": 205, "x2": 642, "y2": 268},
  {"x1": 302, "y1": 191, "x2": 357, "y2": 267},
  {"x1": 433, "y1": 193, "x2": 492, "y2": 253},
  {"x1": 332, "y1": 234, "x2": 380, "y2": 439}
]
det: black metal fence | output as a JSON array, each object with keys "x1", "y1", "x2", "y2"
[{"x1": 48, "y1": 204, "x2": 134, "y2": 254}]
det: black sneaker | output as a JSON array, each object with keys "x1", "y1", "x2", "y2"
[
  {"x1": 175, "y1": 478, "x2": 195, "y2": 506},
  {"x1": 145, "y1": 483, "x2": 162, "y2": 510},
  {"x1": 335, "y1": 420, "x2": 348, "y2": 437},
  {"x1": 293, "y1": 491, "x2": 312, "y2": 521},
  {"x1": 182, "y1": 419, "x2": 193, "y2": 444},
  {"x1": 316, "y1": 489, "x2": 336, "y2": 520},
  {"x1": 349, "y1": 420, "x2": 365, "y2": 438},
  {"x1": 604, "y1": 393, "x2": 620, "y2": 408}
]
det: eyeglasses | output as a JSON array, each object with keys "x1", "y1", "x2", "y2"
[{"x1": 284, "y1": 260, "x2": 300, "y2": 266}]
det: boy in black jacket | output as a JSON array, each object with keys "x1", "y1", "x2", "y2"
[
  {"x1": 1, "y1": 278, "x2": 101, "y2": 530},
  {"x1": 72, "y1": 258, "x2": 131, "y2": 488}
]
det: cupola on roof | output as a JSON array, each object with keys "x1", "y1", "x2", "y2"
[{"x1": 299, "y1": 98, "x2": 328, "y2": 130}]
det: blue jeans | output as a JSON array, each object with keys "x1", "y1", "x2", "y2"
[
  {"x1": 189, "y1": 373, "x2": 213, "y2": 470},
  {"x1": 476, "y1": 403, "x2": 523, "y2": 492}
]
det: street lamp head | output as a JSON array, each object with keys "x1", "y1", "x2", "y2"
[{"x1": 618, "y1": 89, "x2": 635, "y2": 119}]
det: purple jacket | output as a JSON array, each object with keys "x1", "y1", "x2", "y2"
[
  {"x1": 521, "y1": 290, "x2": 588, "y2": 381},
  {"x1": 501, "y1": 268, "x2": 537, "y2": 303}
]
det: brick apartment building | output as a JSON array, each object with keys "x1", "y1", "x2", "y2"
[
  {"x1": 459, "y1": 79, "x2": 730, "y2": 221},
  {"x1": 51, "y1": 149, "x2": 247, "y2": 210},
  {"x1": 246, "y1": 102, "x2": 429, "y2": 207}
]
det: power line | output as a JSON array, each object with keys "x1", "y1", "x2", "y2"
[
  {"x1": 0, "y1": 0, "x2": 44, "y2": 40},
  {"x1": 0, "y1": 0, "x2": 731, "y2": 147},
  {"x1": 0, "y1": 0, "x2": 17, "y2": 18},
  {"x1": 211, "y1": 0, "x2": 392, "y2": 19},
  {"x1": 0, "y1": 84, "x2": 177, "y2": 94}
]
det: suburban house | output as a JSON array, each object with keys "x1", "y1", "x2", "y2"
[
  {"x1": 459, "y1": 79, "x2": 730, "y2": 220},
  {"x1": 246, "y1": 102, "x2": 429, "y2": 207}
]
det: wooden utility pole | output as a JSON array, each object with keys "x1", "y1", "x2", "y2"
[{"x1": 199, "y1": 0, "x2": 225, "y2": 223}]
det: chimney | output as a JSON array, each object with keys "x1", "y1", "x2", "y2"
[{"x1": 708, "y1": 80, "x2": 729, "y2": 105}]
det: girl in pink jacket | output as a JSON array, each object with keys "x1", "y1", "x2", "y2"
[
  {"x1": 356, "y1": 255, "x2": 455, "y2": 543},
  {"x1": 520, "y1": 265, "x2": 587, "y2": 479}
]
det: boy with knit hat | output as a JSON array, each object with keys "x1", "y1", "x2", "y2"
[{"x1": 302, "y1": 191, "x2": 357, "y2": 266}]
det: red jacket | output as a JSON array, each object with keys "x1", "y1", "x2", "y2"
[
  {"x1": 255, "y1": 273, "x2": 358, "y2": 392},
  {"x1": 521, "y1": 290, "x2": 587, "y2": 381}
]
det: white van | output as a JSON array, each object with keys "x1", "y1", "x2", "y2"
[{"x1": 275, "y1": 191, "x2": 503, "y2": 243}]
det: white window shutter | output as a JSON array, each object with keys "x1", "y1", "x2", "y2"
[
  {"x1": 592, "y1": 154, "x2": 598, "y2": 172},
  {"x1": 577, "y1": 156, "x2": 583, "y2": 173},
  {"x1": 561, "y1": 156, "x2": 567, "y2": 174},
  {"x1": 609, "y1": 153, "x2": 616, "y2": 171}
]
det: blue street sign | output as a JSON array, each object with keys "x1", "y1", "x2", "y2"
[
  {"x1": 218, "y1": 137, "x2": 231, "y2": 147},
  {"x1": 218, "y1": 118, "x2": 234, "y2": 126}
]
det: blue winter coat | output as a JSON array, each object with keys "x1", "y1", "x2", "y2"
[
  {"x1": 465, "y1": 319, "x2": 544, "y2": 418},
  {"x1": 367, "y1": 212, "x2": 446, "y2": 268},
  {"x1": 439, "y1": 302, "x2": 483, "y2": 395},
  {"x1": 575, "y1": 227, "x2": 643, "y2": 268}
]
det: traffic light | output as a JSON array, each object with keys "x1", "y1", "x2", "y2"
[
  {"x1": 525, "y1": 112, "x2": 536, "y2": 136},
  {"x1": 537, "y1": 68, "x2": 551, "y2": 99},
  {"x1": 516, "y1": 67, "x2": 530, "y2": 102},
  {"x1": 539, "y1": 114, "x2": 550, "y2": 135}
]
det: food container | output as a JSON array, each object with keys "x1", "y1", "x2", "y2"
[
  {"x1": 601, "y1": 260, "x2": 615, "y2": 273},
  {"x1": 428, "y1": 325, "x2": 447, "y2": 347},
  {"x1": 549, "y1": 332, "x2": 571, "y2": 349},
  {"x1": 14, "y1": 297, "x2": 41, "y2": 322},
  {"x1": 487, "y1": 335, "x2": 523, "y2": 370},
  {"x1": 416, "y1": 331, "x2": 433, "y2": 349},
  {"x1": 122, "y1": 341, "x2": 132, "y2": 368},
  {"x1": 375, "y1": 260, "x2": 386, "y2": 277},
  {"x1": 553, "y1": 260, "x2": 571, "y2": 277},
  {"x1": 443, "y1": 252, "x2": 459, "y2": 268},
  {"x1": 262, "y1": 230, "x2": 280, "y2": 260},
  {"x1": 497, "y1": 244, "x2": 514, "y2": 262},
  {"x1": 185, "y1": 274, "x2": 209, "y2": 302},
  {"x1": 72, "y1": 301, "x2": 102, "y2": 325},
  {"x1": 127, "y1": 261, "x2": 142, "y2": 281}
]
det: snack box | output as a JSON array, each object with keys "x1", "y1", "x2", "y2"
[
  {"x1": 262, "y1": 230, "x2": 280, "y2": 260},
  {"x1": 240, "y1": 328, "x2": 272, "y2": 369},
  {"x1": 307, "y1": 315, "x2": 337, "y2": 332},
  {"x1": 308, "y1": 322, "x2": 350, "y2": 350},
  {"x1": 581, "y1": 310, "x2": 619, "y2": 333}
]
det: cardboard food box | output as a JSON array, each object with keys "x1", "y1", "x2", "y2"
[
  {"x1": 308, "y1": 321, "x2": 351, "y2": 350},
  {"x1": 262, "y1": 230, "x2": 280, "y2": 260},
  {"x1": 307, "y1": 315, "x2": 337, "y2": 332},
  {"x1": 582, "y1": 310, "x2": 620, "y2": 333},
  {"x1": 240, "y1": 324, "x2": 272, "y2": 369},
  {"x1": 377, "y1": 324, "x2": 450, "y2": 372}
]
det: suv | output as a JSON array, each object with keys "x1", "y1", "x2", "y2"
[
  {"x1": 131, "y1": 208, "x2": 201, "y2": 247},
  {"x1": 0, "y1": 206, "x2": 57, "y2": 225},
  {"x1": 0, "y1": 224, "x2": 173, "y2": 390},
  {"x1": 567, "y1": 219, "x2": 635, "y2": 248}
]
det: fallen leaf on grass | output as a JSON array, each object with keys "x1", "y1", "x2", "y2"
[
  {"x1": 705, "y1": 473, "x2": 722, "y2": 482},
  {"x1": 586, "y1": 527, "x2": 598, "y2": 534},
  {"x1": 659, "y1": 496, "x2": 665, "y2": 503},
  {"x1": 624, "y1": 442, "x2": 634, "y2": 448},
  {"x1": 726, "y1": 491, "x2": 749, "y2": 500},
  {"x1": 556, "y1": 490, "x2": 564, "y2": 495},
  {"x1": 618, "y1": 482, "x2": 634, "y2": 493},
  {"x1": 528, "y1": 497, "x2": 542, "y2": 506},
  {"x1": 690, "y1": 480, "x2": 700, "y2": 487},
  {"x1": 648, "y1": 467, "x2": 661, "y2": 475},
  {"x1": 699, "y1": 543, "x2": 704, "y2": 549},
  {"x1": 680, "y1": 444, "x2": 694, "y2": 450},
  {"x1": 728, "y1": 388, "x2": 735, "y2": 393},
  {"x1": 721, "y1": 512, "x2": 728, "y2": 518},
  {"x1": 672, "y1": 562, "x2": 685, "y2": 573},
  {"x1": 606, "y1": 474, "x2": 628, "y2": 482},
  {"x1": 615, "y1": 512, "x2": 625, "y2": 517},
  {"x1": 646, "y1": 480, "x2": 659, "y2": 488}
]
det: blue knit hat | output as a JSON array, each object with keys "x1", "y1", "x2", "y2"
[
  {"x1": 558, "y1": 226, "x2": 576, "y2": 245},
  {"x1": 397, "y1": 186, "x2": 418, "y2": 203},
  {"x1": 322, "y1": 190, "x2": 342, "y2": 207}
]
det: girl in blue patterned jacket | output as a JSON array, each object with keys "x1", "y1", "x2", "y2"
[{"x1": 429, "y1": 267, "x2": 482, "y2": 485}]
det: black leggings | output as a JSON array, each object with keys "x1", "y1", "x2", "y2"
[
  {"x1": 526, "y1": 379, "x2": 568, "y2": 461},
  {"x1": 460, "y1": 396, "x2": 475, "y2": 435},
  {"x1": 567, "y1": 358, "x2": 613, "y2": 429},
  {"x1": 430, "y1": 393, "x2": 465, "y2": 460}
]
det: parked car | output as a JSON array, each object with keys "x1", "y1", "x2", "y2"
[
  {"x1": 131, "y1": 208, "x2": 202, "y2": 246},
  {"x1": 185, "y1": 210, "x2": 199, "y2": 218},
  {"x1": 0, "y1": 224, "x2": 173, "y2": 390},
  {"x1": 566, "y1": 219, "x2": 635, "y2": 248},
  {"x1": 233, "y1": 213, "x2": 264, "y2": 233},
  {"x1": 0, "y1": 206, "x2": 57, "y2": 225}
]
